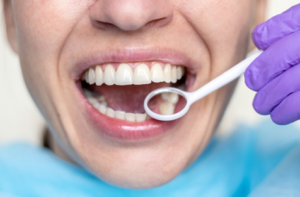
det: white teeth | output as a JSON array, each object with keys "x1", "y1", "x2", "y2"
[
  {"x1": 92, "y1": 102, "x2": 101, "y2": 109},
  {"x1": 159, "y1": 102, "x2": 175, "y2": 115},
  {"x1": 83, "y1": 63, "x2": 185, "y2": 85},
  {"x1": 125, "y1": 113, "x2": 136, "y2": 122},
  {"x1": 151, "y1": 63, "x2": 164, "y2": 83},
  {"x1": 98, "y1": 95, "x2": 105, "y2": 102},
  {"x1": 115, "y1": 63, "x2": 133, "y2": 85},
  {"x1": 136, "y1": 113, "x2": 147, "y2": 122},
  {"x1": 106, "y1": 107, "x2": 115, "y2": 118},
  {"x1": 104, "y1": 65, "x2": 115, "y2": 85},
  {"x1": 160, "y1": 92, "x2": 179, "y2": 115},
  {"x1": 95, "y1": 66, "x2": 104, "y2": 86},
  {"x1": 98, "y1": 105, "x2": 107, "y2": 114},
  {"x1": 85, "y1": 90, "x2": 149, "y2": 122},
  {"x1": 161, "y1": 93, "x2": 169, "y2": 101},
  {"x1": 84, "y1": 71, "x2": 89, "y2": 82},
  {"x1": 176, "y1": 67, "x2": 181, "y2": 80},
  {"x1": 88, "y1": 68, "x2": 96, "y2": 85},
  {"x1": 169, "y1": 93, "x2": 179, "y2": 104},
  {"x1": 177, "y1": 67, "x2": 184, "y2": 80},
  {"x1": 164, "y1": 64, "x2": 171, "y2": 83},
  {"x1": 133, "y1": 63, "x2": 151, "y2": 85},
  {"x1": 100, "y1": 101, "x2": 107, "y2": 106},
  {"x1": 87, "y1": 97, "x2": 98, "y2": 105},
  {"x1": 171, "y1": 67, "x2": 177, "y2": 83},
  {"x1": 115, "y1": 111, "x2": 126, "y2": 120},
  {"x1": 83, "y1": 89, "x2": 93, "y2": 97},
  {"x1": 161, "y1": 93, "x2": 179, "y2": 104}
]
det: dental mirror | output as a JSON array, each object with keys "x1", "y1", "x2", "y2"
[{"x1": 144, "y1": 50, "x2": 263, "y2": 121}]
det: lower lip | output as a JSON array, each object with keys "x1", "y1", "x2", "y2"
[{"x1": 76, "y1": 83, "x2": 177, "y2": 141}]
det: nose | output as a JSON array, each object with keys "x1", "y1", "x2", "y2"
[{"x1": 89, "y1": 0, "x2": 173, "y2": 31}]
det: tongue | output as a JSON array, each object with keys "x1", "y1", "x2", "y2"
[{"x1": 90, "y1": 83, "x2": 170, "y2": 113}]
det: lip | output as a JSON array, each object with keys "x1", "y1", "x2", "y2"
[{"x1": 71, "y1": 48, "x2": 197, "y2": 80}]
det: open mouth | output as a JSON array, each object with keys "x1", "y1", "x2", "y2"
[{"x1": 80, "y1": 62, "x2": 187, "y2": 123}]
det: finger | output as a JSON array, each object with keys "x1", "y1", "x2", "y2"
[
  {"x1": 245, "y1": 31, "x2": 300, "y2": 91},
  {"x1": 253, "y1": 4, "x2": 300, "y2": 50},
  {"x1": 270, "y1": 91, "x2": 300, "y2": 125},
  {"x1": 253, "y1": 63, "x2": 300, "y2": 115}
]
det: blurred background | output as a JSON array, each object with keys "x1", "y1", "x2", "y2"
[{"x1": 1, "y1": 1, "x2": 300, "y2": 146}]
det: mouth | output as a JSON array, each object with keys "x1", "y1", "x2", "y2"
[
  {"x1": 73, "y1": 51, "x2": 194, "y2": 141},
  {"x1": 82, "y1": 62, "x2": 186, "y2": 118}
]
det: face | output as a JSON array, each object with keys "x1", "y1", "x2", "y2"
[{"x1": 4, "y1": 0, "x2": 265, "y2": 188}]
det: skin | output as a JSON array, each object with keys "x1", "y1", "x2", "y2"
[{"x1": 3, "y1": 0, "x2": 266, "y2": 189}]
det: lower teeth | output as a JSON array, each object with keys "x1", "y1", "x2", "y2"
[
  {"x1": 84, "y1": 90, "x2": 149, "y2": 122},
  {"x1": 84, "y1": 89, "x2": 180, "y2": 122}
]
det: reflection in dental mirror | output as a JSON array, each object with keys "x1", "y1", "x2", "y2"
[{"x1": 147, "y1": 92, "x2": 187, "y2": 116}]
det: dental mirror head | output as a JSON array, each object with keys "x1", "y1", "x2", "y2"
[
  {"x1": 144, "y1": 87, "x2": 189, "y2": 121},
  {"x1": 144, "y1": 50, "x2": 263, "y2": 121}
]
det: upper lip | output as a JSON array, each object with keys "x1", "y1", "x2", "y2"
[{"x1": 71, "y1": 47, "x2": 196, "y2": 80}]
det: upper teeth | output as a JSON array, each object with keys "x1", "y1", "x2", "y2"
[{"x1": 83, "y1": 63, "x2": 185, "y2": 85}]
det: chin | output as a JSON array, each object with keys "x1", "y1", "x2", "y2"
[{"x1": 73, "y1": 138, "x2": 192, "y2": 189}]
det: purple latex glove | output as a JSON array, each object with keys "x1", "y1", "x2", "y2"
[{"x1": 245, "y1": 4, "x2": 300, "y2": 125}]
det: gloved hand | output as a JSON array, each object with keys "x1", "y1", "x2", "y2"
[{"x1": 245, "y1": 4, "x2": 300, "y2": 125}]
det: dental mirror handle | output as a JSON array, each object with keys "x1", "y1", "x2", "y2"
[
  {"x1": 144, "y1": 50, "x2": 263, "y2": 121},
  {"x1": 188, "y1": 50, "x2": 263, "y2": 104}
]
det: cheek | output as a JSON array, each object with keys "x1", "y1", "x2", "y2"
[
  {"x1": 12, "y1": 1, "x2": 93, "y2": 107},
  {"x1": 180, "y1": 0, "x2": 253, "y2": 60},
  {"x1": 10, "y1": 1, "x2": 94, "y2": 147},
  {"x1": 14, "y1": 0, "x2": 84, "y2": 59},
  {"x1": 179, "y1": 0, "x2": 253, "y2": 92},
  {"x1": 12, "y1": 1, "x2": 92, "y2": 71}
]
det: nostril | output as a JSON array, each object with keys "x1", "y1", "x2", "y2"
[
  {"x1": 145, "y1": 17, "x2": 171, "y2": 28},
  {"x1": 92, "y1": 21, "x2": 118, "y2": 31}
]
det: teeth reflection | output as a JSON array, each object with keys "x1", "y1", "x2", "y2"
[
  {"x1": 161, "y1": 93, "x2": 168, "y2": 101},
  {"x1": 168, "y1": 93, "x2": 179, "y2": 104},
  {"x1": 159, "y1": 102, "x2": 175, "y2": 115},
  {"x1": 161, "y1": 93, "x2": 179, "y2": 104}
]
